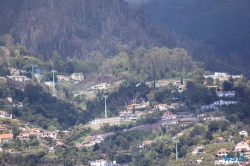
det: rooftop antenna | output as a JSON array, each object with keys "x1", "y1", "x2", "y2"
[
  {"x1": 51, "y1": 70, "x2": 56, "y2": 97},
  {"x1": 103, "y1": 95, "x2": 108, "y2": 118}
]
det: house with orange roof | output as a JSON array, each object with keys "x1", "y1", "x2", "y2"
[
  {"x1": 217, "y1": 137, "x2": 226, "y2": 143},
  {"x1": 29, "y1": 128, "x2": 43, "y2": 136},
  {"x1": 235, "y1": 142, "x2": 250, "y2": 152},
  {"x1": 142, "y1": 140, "x2": 153, "y2": 146},
  {"x1": 56, "y1": 141, "x2": 66, "y2": 147},
  {"x1": 217, "y1": 148, "x2": 229, "y2": 157},
  {"x1": 161, "y1": 111, "x2": 177, "y2": 120},
  {"x1": 126, "y1": 101, "x2": 150, "y2": 110},
  {"x1": 0, "y1": 134, "x2": 13, "y2": 143}
]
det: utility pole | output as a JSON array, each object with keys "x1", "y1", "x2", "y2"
[
  {"x1": 51, "y1": 70, "x2": 56, "y2": 97},
  {"x1": 103, "y1": 95, "x2": 108, "y2": 118},
  {"x1": 31, "y1": 63, "x2": 34, "y2": 81},
  {"x1": 174, "y1": 139, "x2": 179, "y2": 160}
]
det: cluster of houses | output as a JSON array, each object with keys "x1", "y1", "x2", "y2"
[
  {"x1": 6, "y1": 68, "x2": 31, "y2": 83},
  {"x1": 5, "y1": 67, "x2": 85, "y2": 86},
  {"x1": 190, "y1": 130, "x2": 250, "y2": 165},
  {"x1": 196, "y1": 113, "x2": 225, "y2": 121},
  {"x1": 119, "y1": 110, "x2": 146, "y2": 121},
  {"x1": 214, "y1": 140, "x2": 250, "y2": 165},
  {"x1": 154, "y1": 102, "x2": 183, "y2": 111},
  {"x1": 126, "y1": 101, "x2": 150, "y2": 110},
  {"x1": 75, "y1": 134, "x2": 106, "y2": 148},
  {"x1": 57, "y1": 72, "x2": 84, "y2": 82},
  {"x1": 0, "y1": 126, "x2": 59, "y2": 144},
  {"x1": 146, "y1": 79, "x2": 185, "y2": 88},
  {"x1": 204, "y1": 72, "x2": 241, "y2": 81},
  {"x1": 201, "y1": 90, "x2": 237, "y2": 111}
]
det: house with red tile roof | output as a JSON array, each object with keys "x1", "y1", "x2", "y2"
[
  {"x1": 235, "y1": 142, "x2": 250, "y2": 152},
  {"x1": 0, "y1": 134, "x2": 13, "y2": 143},
  {"x1": 217, "y1": 148, "x2": 229, "y2": 157},
  {"x1": 161, "y1": 111, "x2": 177, "y2": 120}
]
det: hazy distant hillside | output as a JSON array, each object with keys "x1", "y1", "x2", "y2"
[
  {"x1": 145, "y1": 0, "x2": 250, "y2": 58},
  {"x1": 0, "y1": 0, "x2": 175, "y2": 60}
]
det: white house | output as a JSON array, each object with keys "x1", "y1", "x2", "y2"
[
  {"x1": 239, "y1": 130, "x2": 248, "y2": 137},
  {"x1": 197, "y1": 113, "x2": 207, "y2": 118},
  {"x1": 154, "y1": 104, "x2": 168, "y2": 111},
  {"x1": 10, "y1": 68, "x2": 20, "y2": 76},
  {"x1": 216, "y1": 91, "x2": 235, "y2": 98},
  {"x1": 204, "y1": 72, "x2": 227, "y2": 79},
  {"x1": 41, "y1": 131, "x2": 57, "y2": 138},
  {"x1": 57, "y1": 75, "x2": 70, "y2": 81},
  {"x1": 174, "y1": 80, "x2": 182, "y2": 86},
  {"x1": 203, "y1": 116, "x2": 223, "y2": 121},
  {"x1": 5, "y1": 97, "x2": 12, "y2": 102},
  {"x1": 201, "y1": 104, "x2": 218, "y2": 110},
  {"x1": 0, "y1": 111, "x2": 12, "y2": 119},
  {"x1": 214, "y1": 100, "x2": 237, "y2": 106},
  {"x1": 70, "y1": 73, "x2": 84, "y2": 81},
  {"x1": 214, "y1": 160, "x2": 239, "y2": 165},
  {"x1": 155, "y1": 80, "x2": 169, "y2": 87},
  {"x1": 90, "y1": 159, "x2": 113, "y2": 166},
  {"x1": 91, "y1": 83, "x2": 109, "y2": 90},
  {"x1": 17, "y1": 133, "x2": 30, "y2": 141},
  {"x1": 168, "y1": 103, "x2": 180, "y2": 109},
  {"x1": 7, "y1": 75, "x2": 31, "y2": 82}
]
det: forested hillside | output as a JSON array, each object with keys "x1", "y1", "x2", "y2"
[
  {"x1": 145, "y1": 0, "x2": 250, "y2": 69},
  {"x1": 0, "y1": 0, "x2": 176, "y2": 61},
  {"x1": 0, "y1": 0, "x2": 249, "y2": 73}
]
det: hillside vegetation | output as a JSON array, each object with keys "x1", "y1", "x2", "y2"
[{"x1": 145, "y1": 0, "x2": 250, "y2": 69}]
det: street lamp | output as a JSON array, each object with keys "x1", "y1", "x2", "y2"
[
  {"x1": 31, "y1": 63, "x2": 34, "y2": 81},
  {"x1": 51, "y1": 70, "x2": 56, "y2": 97},
  {"x1": 103, "y1": 95, "x2": 108, "y2": 118},
  {"x1": 174, "y1": 139, "x2": 179, "y2": 160}
]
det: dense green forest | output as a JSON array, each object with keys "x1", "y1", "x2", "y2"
[{"x1": 145, "y1": 0, "x2": 250, "y2": 69}]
